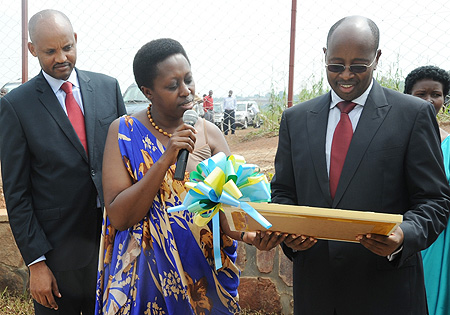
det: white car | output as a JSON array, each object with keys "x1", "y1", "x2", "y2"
[
  {"x1": 235, "y1": 101, "x2": 261, "y2": 129},
  {"x1": 1, "y1": 80, "x2": 22, "y2": 96},
  {"x1": 213, "y1": 103, "x2": 224, "y2": 130},
  {"x1": 122, "y1": 83, "x2": 149, "y2": 115}
]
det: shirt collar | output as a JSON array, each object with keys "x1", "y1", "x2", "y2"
[
  {"x1": 42, "y1": 70, "x2": 80, "y2": 93},
  {"x1": 330, "y1": 78, "x2": 374, "y2": 109}
]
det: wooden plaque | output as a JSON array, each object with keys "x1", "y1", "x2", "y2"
[{"x1": 222, "y1": 202, "x2": 403, "y2": 242}]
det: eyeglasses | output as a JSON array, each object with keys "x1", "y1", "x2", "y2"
[{"x1": 325, "y1": 55, "x2": 377, "y2": 74}]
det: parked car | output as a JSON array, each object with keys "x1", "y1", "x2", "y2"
[
  {"x1": 122, "y1": 83, "x2": 149, "y2": 115},
  {"x1": 213, "y1": 103, "x2": 224, "y2": 130},
  {"x1": 235, "y1": 101, "x2": 261, "y2": 129},
  {"x1": 1, "y1": 80, "x2": 22, "y2": 96}
]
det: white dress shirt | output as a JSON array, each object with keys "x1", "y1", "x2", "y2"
[
  {"x1": 325, "y1": 79, "x2": 373, "y2": 175},
  {"x1": 223, "y1": 96, "x2": 237, "y2": 110},
  {"x1": 42, "y1": 70, "x2": 84, "y2": 114}
]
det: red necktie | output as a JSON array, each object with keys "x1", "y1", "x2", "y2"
[
  {"x1": 329, "y1": 101, "x2": 357, "y2": 199},
  {"x1": 60, "y1": 82, "x2": 88, "y2": 154}
]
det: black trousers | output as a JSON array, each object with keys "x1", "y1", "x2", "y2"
[
  {"x1": 33, "y1": 207, "x2": 101, "y2": 315},
  {"x1": 33, "y1": 249, "x2": 99, "y2": 315},
  {"x1": 224, "y1": 109, "x2": 235, "y2": 134}
]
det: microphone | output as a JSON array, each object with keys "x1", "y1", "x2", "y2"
[{"x1": 174, "y1": 109, "x2": 199, "y2": 180}]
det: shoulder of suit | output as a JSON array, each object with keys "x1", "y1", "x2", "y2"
[{"x1": 76, "y1": 69, "x2": 118, "y2": 83}]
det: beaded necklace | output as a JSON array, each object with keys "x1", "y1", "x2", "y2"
[{"x1": 147, "y1": 105, "x2": 172, "y2": 138}]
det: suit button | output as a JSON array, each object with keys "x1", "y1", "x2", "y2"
[{"x1": 91, "y1": 169, "x2": 96, "y2": 176}]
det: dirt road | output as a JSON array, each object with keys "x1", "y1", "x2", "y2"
[{"x1": 226, "y1": 128, "x2": 278, "y2": 175}]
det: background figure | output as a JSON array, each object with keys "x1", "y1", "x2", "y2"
[
  {"x1": 0, "y1": 9, "x2": 126, "y2": 315},
  {"x1": 203, "y1": 89, "x2": 214, "y2": 122},
  {"x1": 404, "y1": 65, "x2": 450, "y2": 140},
  {"x1": 0, "y1": 88, "x2": 7, "y2": 98},
  {"x1": 271, "y1": 16, "x2": 450, "y2": 315},
  {"x1": 250, "y1": 102, "x2": 261, "y2": 128},
  {"x1": 223, "y1": 89, "x2": 237, "y2": 135},
  {"x1": 96, "y1": 38, "x2": 284, "y2": 315},
  {"x1": 404, "y1": 65, "x2": 450, "y2": 315}
]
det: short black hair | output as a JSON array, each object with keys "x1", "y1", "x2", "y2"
[
  {"x1": 404, "y1": 65, "x2": 450, "y2": 96},
  {"x1": 326, "y1": 16, "x2": 380, "y2": 52},
  {"x1": 133, "y1": 38, "x2": 190, "y2": 90}
]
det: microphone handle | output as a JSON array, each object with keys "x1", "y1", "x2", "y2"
[
  {"x1": 173, "y1": 112, "x2": 197, "y2": 181},
  {"x1": 174, "y1": 149, "x2": 189, "y2": 180}
]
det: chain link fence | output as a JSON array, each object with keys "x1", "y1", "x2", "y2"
[{"x1": 1, "y1": 0, "x2": 450, "y2": 166}]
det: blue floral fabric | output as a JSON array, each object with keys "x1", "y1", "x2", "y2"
[{"x1": 95, "y1": 116, "x2": 240, "y2": 315}]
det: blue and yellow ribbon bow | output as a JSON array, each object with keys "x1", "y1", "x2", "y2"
[{"x1": 168, "y1": 152, "x2": 272, "y2": 269}]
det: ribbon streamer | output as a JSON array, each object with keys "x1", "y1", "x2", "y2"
[{"x1": 169, "y1": 152, "x2": 272, "y2": 269}]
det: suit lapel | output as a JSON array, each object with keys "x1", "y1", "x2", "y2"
[
  {"x1": 332, "y1": 81, "x2": 391, "y2": 206},
  {"x1": 77, "y1": 69, "x2": 95, "y2": 160},
  {"x1": 36, "y1": 72, "x2": 88, "y2": 162},
  {"x1": 307, "y1": 93, "x2": 333, "y2": 206}
]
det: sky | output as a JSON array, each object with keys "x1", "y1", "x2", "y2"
[{"x1": 1, "y1": 0, "x2": 449, "y2": 99}]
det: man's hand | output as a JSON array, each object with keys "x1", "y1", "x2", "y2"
[
  {"x1": 245, "y1": 231, "x2": 288, "y2": 251},
  {"x1": 284, "y1": 234, "x2": 317, "y2": 251},
  {"x1": 29, "y1": 261, "x2": 62, "y2": 310},
  {"x1": 357, "y1": 226, "x2": 404, "y2": 257}
]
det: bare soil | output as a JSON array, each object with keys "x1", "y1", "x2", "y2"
[{"x1": 225, "y1": 128, "x2": 278, "y2": 175}]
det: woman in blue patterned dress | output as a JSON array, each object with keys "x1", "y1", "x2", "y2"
[
  {"x1": 404, "y1": 65, "x2": 450, "y2": 315},
  {"x1": 95, "y1": 38, "x2": 285, "y2": 315}
]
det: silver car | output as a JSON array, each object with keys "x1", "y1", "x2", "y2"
[
  {"x1": 122, "y1": 83, "x2": 149, "y2": 115},
  {"x1": 1, "y1": 80, "x2": 22, "y2": 97},
  {"x1": 235, "y1": 101, "x2": 260, "y2": 129},
  {"x1": 213, "y1": 103, "x2": 224, "y2": 130}
]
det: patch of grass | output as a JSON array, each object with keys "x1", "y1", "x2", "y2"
[
  {"x1": 295, "y1": 74, "x2": 327, "y2": 104},
  {"x1": 0, "y1": 288, "x2": 34, "y2": 315},
  {"x1": 0, "y1": 288, "x2": 277, "y2": 315},
  {"x1": 240, "y1": 129, "x2": 278, "y2": 142},
  {"x1": 376, "y1": 55, "x2": 404, "y2": 92}
]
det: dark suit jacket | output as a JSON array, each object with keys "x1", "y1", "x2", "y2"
[
  {"x1": 0, "y1": 69, "x2": 126, "y2": 272},
  {"x1": 271, "y1": 81, "x2": 450, "y2": 315}
]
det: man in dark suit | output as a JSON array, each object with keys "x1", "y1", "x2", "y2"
[
  {"x1": 271, "y1": 16, "x2": 450, "y2": 315},
  {"x1": 0, "y1": 9, "x2": 126, "y2": 314}
]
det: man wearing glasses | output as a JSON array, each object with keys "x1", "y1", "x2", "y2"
[{"x1": 271, "y1": 15, "x2": 449, "y2": 315}]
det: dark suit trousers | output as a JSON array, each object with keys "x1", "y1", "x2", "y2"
[
  {"x1": 224, "y1": 109, "x2": 235, "y2": 134},
  {"x1": 33, "y1": 207, "x2": 101, "y2": 315},
  {"x1": 33, "y1": 245, "x2": 99, "y2": 315}
]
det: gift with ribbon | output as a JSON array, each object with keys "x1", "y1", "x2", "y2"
[{"x1": 168, "y1": 152, "x2": 272, "y2": 269}]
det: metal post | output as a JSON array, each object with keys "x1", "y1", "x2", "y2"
[
  {"x1": 21, "y1": 0, "x2": 28, "y2": 83},
  {"x1": 287, "y1": 0, "x2": 297, "y2": 107}
]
